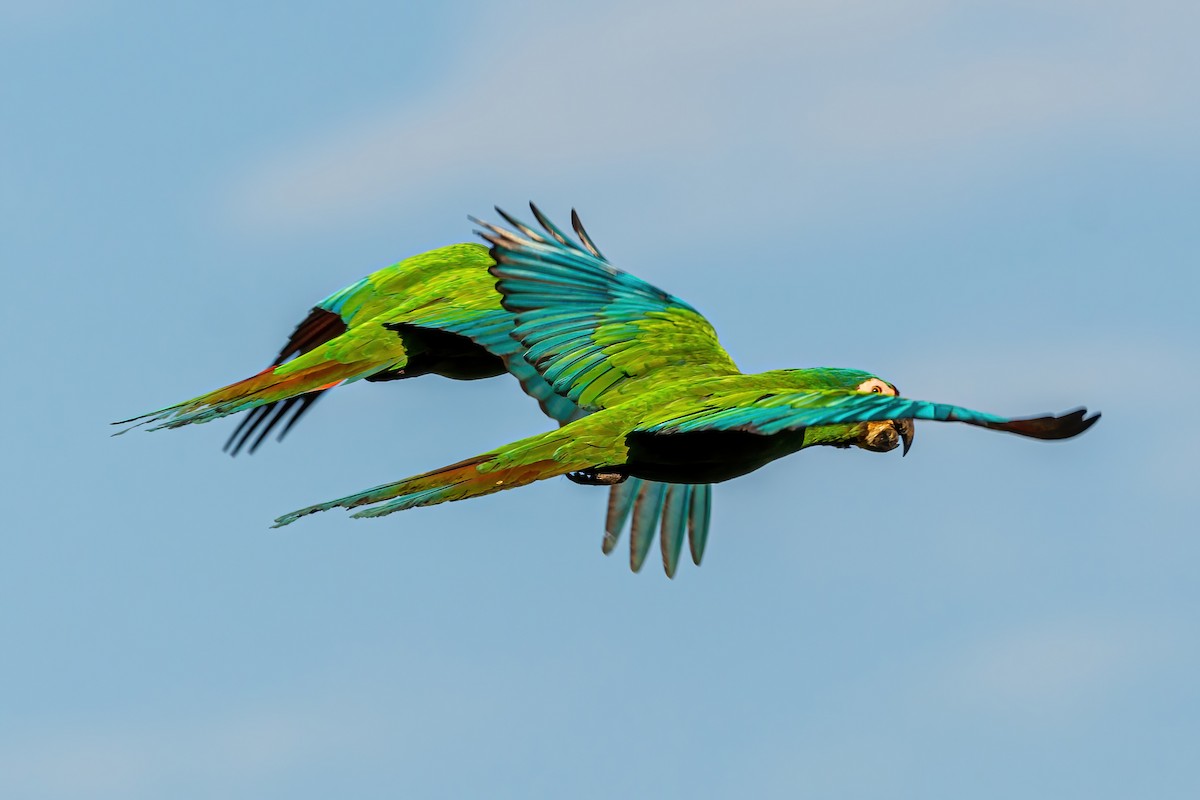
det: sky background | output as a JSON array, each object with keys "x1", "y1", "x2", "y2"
[{"x1": 3, "y1": 1, "x2": 1198, "y2": 797}]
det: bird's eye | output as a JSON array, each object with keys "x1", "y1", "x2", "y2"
[{"x1": 856, "y1": 378, "x2": 896, "y2": 396}]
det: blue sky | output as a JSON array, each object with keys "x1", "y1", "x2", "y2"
[{"x1": 3, "y1": 1, "x2": 1198, "y2": 797}]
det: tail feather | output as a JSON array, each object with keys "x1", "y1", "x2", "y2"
[
  {"x1": 272, "y1": 454, "x2": 574, "y2": 527},
  {"x1": 113, "y1": 357, "x2": 393, "y2": 435}
]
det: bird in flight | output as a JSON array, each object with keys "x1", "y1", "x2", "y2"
[
  {"x1": 270, "y1": 205, "x2": 1099, "y2": 581},
  {"x1": 115, "y1": 239, "x2": 712, "y2": 575}
]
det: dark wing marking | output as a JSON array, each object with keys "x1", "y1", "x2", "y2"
[{"x1": 224, "y1": 307, "x2": 347, "y2": 455}]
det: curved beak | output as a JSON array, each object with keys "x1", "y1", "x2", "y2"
[
  {"x1": 897, "y1": 418, "x2": 915, "y2": 456},
  {"x1": 863, "y1": 419, "x2": 913, "y2": 454}
]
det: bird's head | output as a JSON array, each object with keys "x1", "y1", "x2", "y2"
[
  {"x1": 853, "y1": 376, "x2": 914, "y2": 456},
  {"x1": 785, "y1": 368, "x2": 914, "y2": 456}
]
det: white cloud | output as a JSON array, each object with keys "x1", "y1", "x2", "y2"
[{"x1": 227, "y1": 0, "x2": 1199, "y2": 236}]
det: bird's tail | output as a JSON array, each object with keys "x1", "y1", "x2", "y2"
[
  {"x1": 112, "y1": 351, "x2": 399, "y2": 437},
  {"x1": 273, "y1": 443, "x2": 584, "y2": 527}
]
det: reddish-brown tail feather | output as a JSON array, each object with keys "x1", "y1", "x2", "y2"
[
  {"x1": 113, "y1": 358, "x2": 391, "y2": 434},
  {"x1": 273, "y1": 453, "x2": 579, "y2": 527}
]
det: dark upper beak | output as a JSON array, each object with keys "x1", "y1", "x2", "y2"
[{"x1": 897, "y1": 418, "x2": 915, "y2": 456}]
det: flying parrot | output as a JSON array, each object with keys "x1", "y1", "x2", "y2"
[
  {"x1": 271, "y1": 205, "x2": 1099, "y2": 579},
  {"x1": 115, "y1": 241, "x2": 714, "y2": 575}
]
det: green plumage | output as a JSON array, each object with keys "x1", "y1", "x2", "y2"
[
  {"x1": 120, "y1": 203, "x2": 1098, "y2": 575},
  {"x1": 273, "y1": 366, "x2": 1093, "y2": 524},
  {"x1": 117, "y1": 240, "x2": 715, "y2": 575},
  {"x1": 116, "y1": 244, "x2": 511, "y2": 433},
  {"x1": 274, "y1": 207, "x2": 1098, "y2": 534}
]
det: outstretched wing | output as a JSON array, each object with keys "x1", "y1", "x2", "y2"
[
  {"x1": 641, "y1": 388, "x2": 1099, "y2": 440},
  {"x1": 220, "y1": 243, "x2": 578, "y2": 450},
  {"x1": 475, "y1": 205, "x2": 740, "y2": 412},
  {"x1": 224, "y1": 243, "x2": 503, "y2": 453},
  {"x1": 118, "y1": 233, "x2": 713, "y2": 576},
  {"x1": 220, "y1": 308, "x2": 348, "y2": 455},
  {"x1": 116, "y1": 245, "x2": 514, "y2": 447}
]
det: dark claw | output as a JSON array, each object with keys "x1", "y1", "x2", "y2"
[{"x1": 897, "y1": 418, "x2": 915, "y2": 456}]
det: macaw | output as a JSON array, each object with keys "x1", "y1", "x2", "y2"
[
  {"x1": 115, "y1": 241, "x2": 713, "y2": 575},
  {"x1": 272, "y1": 205, "x2": 1099, "y2": 579}
]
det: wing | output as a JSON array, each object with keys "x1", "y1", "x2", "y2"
[
  {"x1": 225, "y1": 242, "x2": 503, "y2": 453},
  {"x1": 416, "y1": 289, "x2": 718, "y2": 577},
  {"x1": 475, "y1": 204, "x2": 740, "y2": 412},
  {"x1": 220, "y1": 305, "x2": 344, "y2": 455},
  {"x1": 119, "y1": 233, "x2": 715, "y2": 576},
  {"x1": 117, "y1": 245, "x2": 510, "y2": 447},
  {"x1": 474, "y1": 205, "x2": 722, "y2": 575},
  {"x1": 397, "y1": 303, "x2": 583, "y2": 425},
  {"x1": 221, "y1": 242, "x2": 576, "y2": 448},
  {"x1": 640, "y1": 388, "x2": 1099, "y2": 439}
]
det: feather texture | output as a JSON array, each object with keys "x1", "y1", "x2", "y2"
[
  {"x1": 640, "y1": 388, "x2": 1099, "y2": 440},
  {"x1": 120, "y1": 238, "x2": 714, "y2": 576},
  {"x1": 125, "y1": 205, "x2": 1099, "y2": 579},
  {"x1": 630, "y1": 481, "x2": 667, "y2": 572},
  {"x1": 659, "y1": 484, "x2": 692, "y2": 578},
  {"x1": 273, "y1": 453, "x2": 573, "y2": 527},
  {"x1": 479, "y1": 205, "x2": 739, "y2": 411}
]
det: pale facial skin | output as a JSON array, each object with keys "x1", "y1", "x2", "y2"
[{"x1": 854, "y1": 377, "x2": 914, "y2": 454}]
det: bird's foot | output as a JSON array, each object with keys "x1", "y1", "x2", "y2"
[{"x1": 566, "y1": 468, "x2": 628, "y2": 486}]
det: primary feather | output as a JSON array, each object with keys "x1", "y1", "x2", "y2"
[{"x1": 477, "y1": 211, "x2": 739, "y2": 409}]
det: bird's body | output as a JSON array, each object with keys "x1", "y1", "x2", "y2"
[
  {"x1": 273, "y1": 369, "x2": 895, "y2": 525},
  {"x1": 271, "y1": 206, "x2": 1098, "y2": 550},
  {"x1": 120, "y1": 203, "x2": 1099, "y2": 576}
]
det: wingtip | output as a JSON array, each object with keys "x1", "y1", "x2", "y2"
[
  {"x1": 272, "y1": 503, "x2": 322, "y2": 528},
  {"x1": 988, "y1": 406, "x2": 1101, "y2": 440},
  {"x1": 528, "y1": 202, "x2": 570, "y2": 247},
  {"x1": 1055, "y1": 406, "x2": 1101, "y2": 438},
  {"x1": 570, "y1": 207, "x2": 605, "y2": 260}
]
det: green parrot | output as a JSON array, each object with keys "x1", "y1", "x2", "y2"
[
  {"x1": 272, "y1": 205, "x2": 1099, "y2": 577},
  {"x1": 115, "y1": 241, "x2": 713, "y2": 575}
]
